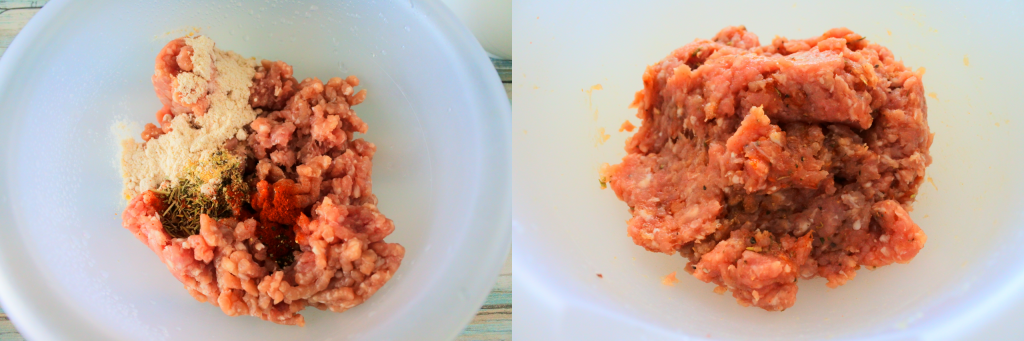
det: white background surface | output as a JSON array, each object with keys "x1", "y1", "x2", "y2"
[
  {"x1": 0, "y1": 0, "x2": 511, "y2": 340},
  {"x1": 512, "y1": 1, "x2": 1024, "y2": 340}
]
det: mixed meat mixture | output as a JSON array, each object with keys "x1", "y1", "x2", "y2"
[{"x1": 601, "y1": 27, "x2": 932, "y2": 311}]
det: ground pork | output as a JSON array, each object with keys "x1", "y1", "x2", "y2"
[
  {"x1": 123, "y1": 192, "x2": 402, "y2": 325},
  {"x1": 602, "y1": 26, "x2": 931, "y2": 311},
  {"x1": 151, "y1": 37, "x2": 209, "y2": 130}
]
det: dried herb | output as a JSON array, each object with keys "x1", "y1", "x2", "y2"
[{"x1": 155, "y1": 150, "x2": 249, "y2": 238}]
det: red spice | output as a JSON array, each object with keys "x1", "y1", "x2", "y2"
[
  {"x1": 253, "y1": 179, "x2": 302, "y2": 225},
  {"x1": 251, "y1": 179, "x2": 303, "y2": 266},
  {"x1": 224, "y1": 185, "x2": 247, "y2": 217}
]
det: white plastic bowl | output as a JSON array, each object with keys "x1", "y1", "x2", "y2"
[
  {"x1": 441, "y1": 0, "x2": 512, "y2": 59},
  {"x1": 513, "y1": 1, "x2": 1024, "y2": 340},
  {"x1": 0, "y1": 0, "x2": 511, "y2": 340}
]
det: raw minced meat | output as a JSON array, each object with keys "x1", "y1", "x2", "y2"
[
  {"x1": 602, "y1": 27, "x2": 931, "y2": 311},
  {"x1": 121, "y1": 36, "x2": 402, "y2": 326}
]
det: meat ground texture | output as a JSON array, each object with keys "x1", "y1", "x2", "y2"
[
  {"x1": 123, "y1": 40, "x2": 402, "y2": 325},
  {"x1": 602, "y1": 27, "x2": 932, "y2": 311}
]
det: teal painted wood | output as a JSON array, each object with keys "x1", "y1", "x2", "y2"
[
  {"x1": 0, "y1": 305, "x2": 17, "y2": 341},
  {"x1": 492, "y1": 58, "x2": 512, "y2": 85},
  {"x1": 0, "y1": 0, "x2": 44, "y2": 57},
  {"x1": 0, "y1": 2, "x2": 512, "y2": 339},
  {"x1": 456, "y1": 256, "x2": 512, "y2": 341}
]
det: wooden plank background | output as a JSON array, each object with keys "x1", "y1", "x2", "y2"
[{"x1": 0, "y1": 1, "x2": 512, "y2": 339}]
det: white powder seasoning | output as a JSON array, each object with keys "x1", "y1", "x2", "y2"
[{"x1": 120, "y1": 36, "x2": 259, "y2": 198}]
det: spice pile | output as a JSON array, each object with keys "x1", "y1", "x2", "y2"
[{"x1": 119, "y1": 35, "x2": 403, "y2": 326}]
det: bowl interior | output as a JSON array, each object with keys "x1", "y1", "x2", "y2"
[
  {"x1": 0, "y1": 0, "x2": 510, "y2": 340},
  {"x1": 513, "y1": 0, "x2": 1024, "y2": 340}
]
